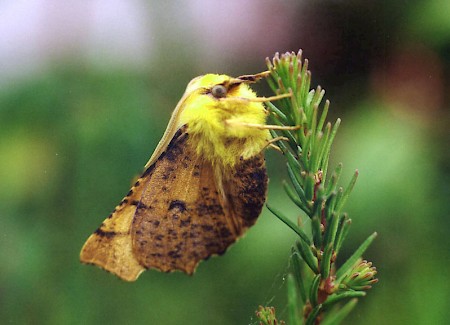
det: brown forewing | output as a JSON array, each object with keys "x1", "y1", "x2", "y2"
[
  {"x1": 79, "y1": 129, "x2": 189, "y2": 281},
  {"x1": 80, "y1": 127, "x2": 268, "y2": 281},
  {"x1": 131, "y1": 131, "x2": 267, "y2": 274}
]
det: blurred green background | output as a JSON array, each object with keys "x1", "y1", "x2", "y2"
[{"x1": 1, "y1": 1, "x2": 448, "y2": 324}]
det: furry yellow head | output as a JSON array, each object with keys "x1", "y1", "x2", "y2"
[
  {"x1": 177, "y1": 74, "x2": 270, "y2": 168},
  {"x1": 144, "y1": 73, "x2": 272, "y2": 170}
]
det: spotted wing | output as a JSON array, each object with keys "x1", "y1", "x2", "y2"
[
  {"x1": 131, "y1": 132, "x2": 268, "y2": 275},
  {"x1": 80, "y1": 127, "x2": 268, "y2": 280}
]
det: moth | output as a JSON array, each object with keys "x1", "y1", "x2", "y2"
[{"x1": 80, "y1": 72, "x2": 291, "y2": 281}]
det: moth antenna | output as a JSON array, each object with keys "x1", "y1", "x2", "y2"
[{"x1": 235, "y1": 71, "x2": 271, "y2": 83}]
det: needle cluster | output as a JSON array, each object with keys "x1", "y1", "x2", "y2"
[{"x1": 257, "y1": 51, "x2": 378, "y2": 325}]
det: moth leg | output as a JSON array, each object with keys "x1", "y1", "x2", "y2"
[
  {"x1": 268, "y1": 144, "x2": 282, "y2": 152},
  {"x1": 225, "y1": 119, "x2": 301, "y2": 131},
  {"x1": 223, "y1": 93, "x2": 292, "y2": 109},
  {"x1": 235, "y1": 93, "x2": 292, "y2": 103},
  {"x1": 264, "y1": 136, "x2": 289, "y2": 152}
]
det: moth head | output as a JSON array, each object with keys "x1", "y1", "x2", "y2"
[
  {"x1": 176, "y1": 73, "x2": 271, "y2": 163},
  {"x1": 184, "y1": 72, "x2": 269, "y2": 106},
  {"x1": 177, "y1": 72, "x2": 271, "y2": 136}
]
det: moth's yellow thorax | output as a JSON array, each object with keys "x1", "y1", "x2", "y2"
[{"x1": 178, "y1": 74, "x2": 269, "y2": 168}]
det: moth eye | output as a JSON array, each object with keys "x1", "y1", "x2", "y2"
[{"x1": 211, "y1": 85, "x2": 227, "y2": 98}]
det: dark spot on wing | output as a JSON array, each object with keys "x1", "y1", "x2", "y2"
[
  {"x1": 220, "y1": 227, "x2": 232, "y2": 238},
  {"x1": 180, "y1": 217, "x2": 191, "y2": 227},
  {"x1": 168, "y1": 251, "x2": 182, "y2": 259},
  {"x1": 142, "y1": 164, "x2": 155, "y2": 177},
  {"x1": 131, "y1": 200, "x2": 149, "y2": 210},
  {"x1": 196, "y1": 203, "x2": 224, "y2": 217},
  {"x1": 201, "y1": 225, "x2": 214, "y2": 232},
  {"x1": 169, "y1": 200, "x2": 187, "y2": 212},
  {"x1": 95, "y1": 228, "x2": 117, "y2": 238}
]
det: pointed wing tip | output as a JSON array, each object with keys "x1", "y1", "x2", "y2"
[
  {"x1": 79, "y1": 243, "x2": 145, "y2": 282},
  {"x1": 80, "y1": 257, "x2": 145, "y2": 282}
]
